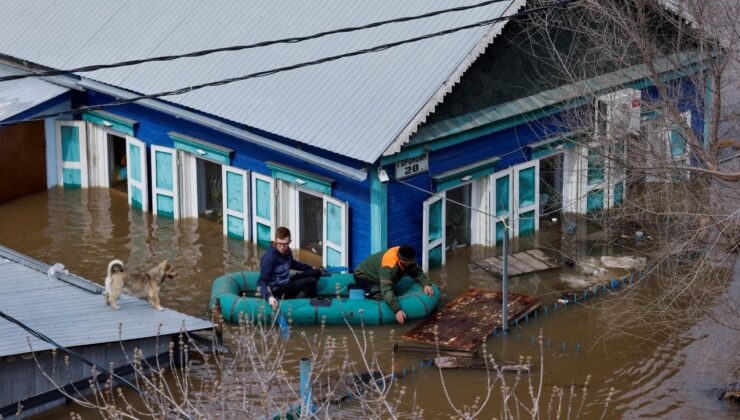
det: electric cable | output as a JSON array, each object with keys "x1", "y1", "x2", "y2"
[
  {"x1": 0, "y1": 0, "x2": 516, "y2": 83},
  {"x1": 0, "y1": 308, "x2": 194, "y2": 419},
  {"x1": 0, "y1": 0, "x2": 576, "y2": 127},
  {"x1": 0, "y1": 309, "x2": 146, "y2": 396}
]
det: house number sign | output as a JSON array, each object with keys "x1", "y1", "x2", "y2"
[{"x1": 395, "y1": 153, "x2": 428, "y2": 180}]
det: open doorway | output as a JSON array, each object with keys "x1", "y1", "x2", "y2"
[
  {"x1": 445, "y1": 183, "x2": 472, "y2": 250},
  {"x1": 197, "y1": 159, "x2": 223, "y2": 223},
  {"x1": 539, "y1": 154, "x2": 563, "y2": 220},
  {"x1": 299, "y1": 191, "x2": 323, "y2": 257},
  {"x1": 109, "y1": 133, "x2": 127, "y2": 193}
]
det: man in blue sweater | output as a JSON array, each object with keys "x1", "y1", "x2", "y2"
[{"x1": 259, "y1": 226, "x2": 321, "y2": 310}]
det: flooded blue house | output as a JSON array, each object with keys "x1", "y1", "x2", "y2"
[{"x1": 0, "y1": 1, "x2": 709, "y2": 271}]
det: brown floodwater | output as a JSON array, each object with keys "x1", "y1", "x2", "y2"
[{"x1": 2, "y1": 188, "x2": 738, "y2": 419}]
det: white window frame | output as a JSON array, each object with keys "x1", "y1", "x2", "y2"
[
  {"x1": 55, "y1": 120, "x2": 88, "y2": 188},
  {"x1": 150, "y1": 144, "x2": 180, "y2": 219}
]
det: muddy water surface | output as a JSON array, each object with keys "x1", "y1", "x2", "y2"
[{"x1": 1, "y1": 188, "x2": 737, "y2": 419}]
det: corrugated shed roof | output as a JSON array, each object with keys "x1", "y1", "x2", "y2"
[
  {"x1": 0, "y1": 64, "x2": 69, "y2": 121},
  {"x1": 0, "y1": 249, "x2": 211, "y2": 358},
  {"x1": 0, "y1": 0, "x2": 522, "y2": 163}
]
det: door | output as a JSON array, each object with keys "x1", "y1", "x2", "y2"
[
  {"x1": 55, "y1": 121, "x2": 88, "y2": 188},
  {"x1": 322, "y1": 195, "x2": 348, "y2": 269},
  {"x1": 151, "y1": 145, "x2": 179, "y2": 218},
  {"x1": 222, "y1": 166, "x2": 250, "y2": 240},
  {"x1": 513, "y1": 160, "x2": 539, "y2": 236},
  {"x1": 86, "y1": 123, "x2": 109, "y2": 187},
  {"x1": 252, "y1": 172, "x2": 275, "y2": 247},
  {"x1": 126, "y1": 136, "x2": 149, "y2": 211},
  {"x1": 422, "y1": 193, "x2": 445, "y2": 272},
  {"x1": 491, "y1": 170, "x2": 513, "y2": 244}
]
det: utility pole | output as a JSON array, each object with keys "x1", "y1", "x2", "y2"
[{"x1": 502, "y1": 222, "x2": 509, "y2": 331}]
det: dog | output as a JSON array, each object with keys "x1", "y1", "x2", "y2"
[{"x1": 104, "y1": 259, "x2": 175, "y2": 311}]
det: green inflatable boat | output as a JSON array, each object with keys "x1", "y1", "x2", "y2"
[{"x1": 210, "y1": 271, "x2": 440, "y2": 325}]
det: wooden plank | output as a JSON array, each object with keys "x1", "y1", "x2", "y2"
[
  {"x1": 477, "y1": 256, "x2": 504, "y2": 271},
  {"x1": 510, "y1": 253, "x2": 550, "y2": 271},
  {"x1": 478, "y1": 257, "x2": 522, "y2": 276},
  {"x1": 525, "y1": 249, "x2": 556, "y2": 266},
  {"x1": 504, "y1": 254, "x2": 532, "y2": 274},
  {"x1": 400, "y1": 289, "x2": 539, "y2": 352}
]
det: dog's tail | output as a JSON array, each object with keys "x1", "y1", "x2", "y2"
[{"x1": 108, "y1": 259, "x2": 125, "y2": 276}]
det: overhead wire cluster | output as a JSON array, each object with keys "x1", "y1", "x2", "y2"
[
  {"x1": 1, "y1": 0, "x2": 586, "y2": 256},
  {"x1": 0, "y1": 0, "x2": 575, "y2": 126}
]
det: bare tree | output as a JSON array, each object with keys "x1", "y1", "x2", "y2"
[
  {"x1": 514, "y1": 0, "x2": 739, "y2": 364},
  {"x1": 25, "y1": 319, "x2": 611, "y2": 418}
]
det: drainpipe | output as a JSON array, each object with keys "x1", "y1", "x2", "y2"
[{"x1": 63, "y1": 77, "x2": 368, "y2": 182}]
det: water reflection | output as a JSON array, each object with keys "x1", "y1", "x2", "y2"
[{"x1": 0, "y1": 188, "x2": 736, "y2": 419}]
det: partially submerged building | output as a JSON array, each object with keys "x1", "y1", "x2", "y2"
[{"x1": 0, "y1": 0, "x2": 710, "y2": 270}]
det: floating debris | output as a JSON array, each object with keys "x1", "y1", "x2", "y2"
[
  {"x1": 399, "y1": 289, "x2": 539, "y2": 354},
  {"x1": 600, "y1": 256, "x2": 646, "y2": 271},
  {"x1": 470, "y1": 249, "x2": 561, "y2": 278},
  {"x1": 433, "y1": 356, "x2": 531, "y2": 373}
]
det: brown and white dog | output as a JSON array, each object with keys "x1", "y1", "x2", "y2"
[{"x1": 104, "y1": 259, "x2": 175, "y2": 310}]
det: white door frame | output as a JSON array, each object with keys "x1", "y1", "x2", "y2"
[
  {"x1": 490, "y1": 169, "x2": 514, "y2": 243},
  {"x1": 251, "y1": 172, "x2": 276, "y2": 245},
  {"x1": 469, "y1": 177, "x2": 489, "y2": 246},
  {"x1": 422, "y1": 192, "x2": 446, "y2": 272},
  {"x1": 222, "y1": 165, "x2": 250, "y2": 240},
  {"x1": 86, "y1": 122, "x2": 110, "y2": 187},
  {"x1": 178, "y1": 150, "x2": 199, "y2": 219},
  {"x1": 150, "y1": 145, "x2": 180, "y2": 219},
  {"x1": 512, "y1": 160, "x2": 540, "y2": 236},
  {"x1": 55, "y1": 120, "x2": 88, "y2": 188},
  {"x1": 322, "y1": 195, "x2": 349, "y2": 268},
  {"x1": 125, "y1": 136, "x2": 149, "y2": 211}
]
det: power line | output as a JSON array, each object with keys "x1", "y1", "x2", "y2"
[
  {"x1": 0, "y1": 0, "x2": 515, "y2": 84},
  {"x1": 0, "y1": 309, "x2": 147, "y2": 398},
  {"x1": 0, "y1": 0, "x2": 575, "y2": 127}
]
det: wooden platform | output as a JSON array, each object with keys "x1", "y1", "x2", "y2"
[
  {"x1": 470, "y1": 249, "x2": 561, "y2": 277},
  {"x1": 398, "y1": 289, "x2": 539, "y2": 355}
]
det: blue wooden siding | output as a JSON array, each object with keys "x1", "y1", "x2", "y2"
[
  {"x1": 72, "y1": 73, "x2": 706, "y2": 270},
  {"x1": 82, "y1": 91, "x2": 371, "y2": 269}
]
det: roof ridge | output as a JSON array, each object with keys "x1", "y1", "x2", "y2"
[{"x1": 380, "y1": 0, "x2": 526, "y2": 160}]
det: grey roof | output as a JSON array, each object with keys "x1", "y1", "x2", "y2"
[
  {"x1": 0, "y1": 247, "x2": 211, "y2": 358},
  {"x1": 0, "y1": 0, "x2": 522, "y2": 163},
  {"x1": 0, "y1": 64, "x2": 69, "y2": 121}
]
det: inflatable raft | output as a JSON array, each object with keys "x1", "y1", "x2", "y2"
[{"x1": 210, "y1": 271, "x2": 440, "y2": 325}]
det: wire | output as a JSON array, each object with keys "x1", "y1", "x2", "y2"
[
  {"x1": 0, "y1": 0, "x2": 575, "y2": 127},
  {"x1": 0, "y1": 309, "x2": 146, "y2": 397},
  {"x1": 0, "y1": 0, "x2": 515, "y2": 83}
]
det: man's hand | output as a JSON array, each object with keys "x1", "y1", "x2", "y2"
[
  {"x1": 423, "y1": 285, "x2": 435, "y2": 297},
  {"x1": 268, "y1": 297, "x2": 279, "y2": 311},
  {"x1": 395, "y1": 310, "x2": 407, "y2": 324}
]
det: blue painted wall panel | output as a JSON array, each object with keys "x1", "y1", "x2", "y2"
[
  {"x1": 73, "y1": 74, "x2": 706, "y2": 271},
  {"x1": 81, "y1": 91, "x2": 371, "y2": 269}
]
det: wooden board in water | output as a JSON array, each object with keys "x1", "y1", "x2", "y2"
[
  {"x1": 400, "y1": 289, "x2": 539, "y2": 352},
  {"x1": 471, "y1": 249, "x2": 562, "y2": 278}
]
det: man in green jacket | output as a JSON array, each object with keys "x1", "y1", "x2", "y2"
[{"x1": 354, "y1": 245, "x2": 435, "y2": 324}]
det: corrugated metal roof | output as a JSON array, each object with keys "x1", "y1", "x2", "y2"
[
  {"x1": 0, "y1": 64, "x2": 69, "y2": 121},
  {"x1": 0, "y1": 248, "x2": 212, "y2": 357},
  {"x1": 0, "y1": 0, "x2": 521, "y2": 163}
]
